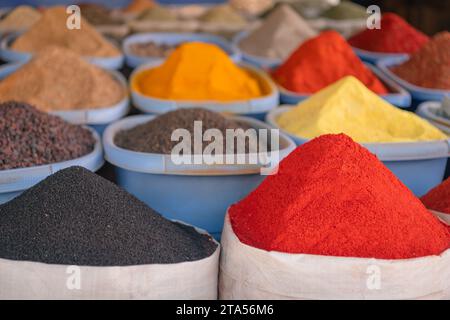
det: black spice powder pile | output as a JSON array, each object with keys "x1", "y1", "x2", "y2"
[
  {"x1": 0, "y1": 101, "x2": 95, "y2": 170},
  {"x1": 114, "y1": 108, "x2": 258, "y2": 154},
  {"x1": 0, "y1": 166, "x2": 217, "y2": 266}
]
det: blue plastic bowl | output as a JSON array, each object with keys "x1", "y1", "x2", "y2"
[
  {"x1": 278, "y1": 63, "x2": 411, "y2": 108},
  {"x1": 377, "y1": 57, "x2": 450, "y2": 103},
  {"x1": 416, "y1": 101, "x2": 450, "y2": 136},
  {"x1": 0, "y1": 128, "x2": 104, "y2": 204},
  {"x1": 130, "y1": 61, "x2": 279, "y2": 120},
  {"x1": 232, "y1": 30, "x2": 281, "y2": 69},
  {"x1": 352, "y1": 46, "x2": 409, "y2": 64},
  {"x1": 103, "y1": 114, "x2": 296, "y2": 238},
  {"x1": 266, "y1": 106, "x2": 450, "y2": 196},
  {"x1": 0, "y1": 62, "x2": 130, "y2": 135},
  {"x1": 0, "y1": 32, "x2": 124, "y2": 70},
  {"x1": 123, "y1": 32, "x2": 242, "y2": 69}
]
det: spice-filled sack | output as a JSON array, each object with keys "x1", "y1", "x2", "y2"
[
  {"x1": 0, "y1": 167, "x2": 219, "y2": 300},
  {"x1": 0, "y1": 6, "x2": 41, "y2": 34},
  {"x1": 220, "y1": 216, "x2": 450, "y2": 300},
  {"x1": 219, "y1": 134, "x2": 450, "y2": 300}
]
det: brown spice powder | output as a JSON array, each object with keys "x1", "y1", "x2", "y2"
[
  {"x1": 0, "y1": 6, "x2": 41, "y2": 33},
  {"x1": 11, "y1": 6, "x2": 120, "y2": 58},
  {"x1": 0, "y1": 46, "x2": 125, "y2": 112},
  {"x1": 392, "y1": 32, "x2": 450, "y2": 90}
]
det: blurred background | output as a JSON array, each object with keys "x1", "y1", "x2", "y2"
[{"x1": 0, "y1": 0, "x2": 448, "y2": 35}]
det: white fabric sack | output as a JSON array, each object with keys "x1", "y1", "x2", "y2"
[
  {"x1": 0, "y1": 227, "x2": 219, "y2": 300},
  {"x1": 220, "y1": 214, "x2": 450, "y2": 300}
]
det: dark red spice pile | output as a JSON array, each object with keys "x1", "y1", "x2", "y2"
[
  {"x1": 348, "y1": 13, "x2": 429, "y2": 53},
  {"x1": 0, "y1": 101, "x2": 95, "y2": 170},
  {"x1": 392, "y1": 32, "x2": 450, "y2": 90},
  {"x1": 230, "y1": 134, "x2": 450, "y2": 259},
  {"x1": 421, "y1": 178, "x2": 450, "y2": 215}
]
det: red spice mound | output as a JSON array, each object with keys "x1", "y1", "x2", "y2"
[
  {"x1": 229, "y1": 134, "x2": 450, "y2": 259},
  {"x1": 272, "y1": 31, "x2": 388, "y2": 94},
  {"x1": 348, "y1": 13, "x2": 429, "y2": 53},
  {"x1": 392, "y1": 32, "x2": 450, "y2": 90},
  {"x1": 421, "y1": 178, "x2": 450, "y2": 215}
]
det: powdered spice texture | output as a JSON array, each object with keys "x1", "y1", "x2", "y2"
[
  {"x1": 0, "y1": 46, "x2": 125, "y2": 112},
  {"x1": 0, "y1": 101, "x2": 95, "y2": 170},
  {"x1": 11, "y1": 6, "x2": 120, "y2": 57},
  {"x1": 239, "y1": 4, "x2": 317, "y2": 61},
  {"x1": 133, "y1": 42, "x2": 263, "y2": 101},
  {"x1": 0, "y1": 167, "x2": 217, "y2": 266},
  {"x1": 230, "y1": 134, "x2": 450, "y2": 259},
  {"x1": 392, "y1": 32, "x2": 450, "y2": 90},
  {"x1": 421, "y1": 178, "x2": 450, "y2": 215},
  {"x1": 272, "y1": 31, "x2": 388, "y2": 94},
  {"x1": 348, "y1": 13, "x2": 429, "y2": 54}
]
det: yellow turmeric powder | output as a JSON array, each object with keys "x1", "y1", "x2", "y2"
[
  {"x1": 277, "y1": 76, "x2": 447, "y2": 143},
  {"x1": 132, "y1": 42, "x2": 264, "y2": 101}
]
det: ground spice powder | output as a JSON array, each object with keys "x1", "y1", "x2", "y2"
[
  {"x1": 230, "y1": 0, "x2": 273, "y2": 16},
  {"x1": 199, "y1": 4, "x2": 246, "y2": 26},
  {"x1": 0, "y1": 5, "x2": 41, "y2": 33},
  {"x1": 12, "y1": 6, "x2": 120, "y2": 58},
  {"x1": 0, "y1": 46, "x2": 124, "y2": 112},
  {"x1": 421, "y1": 178, "x2": 450, "y2": 215},
  {"x1": 133, "y1": 42, "x2": 263, "y2": 101},
  {"x1": 239, "y1": 4, "x2": 317, "y2": 61},
  {"x1": 348, "y1": 13, "x2": 429, "y2": 54},
  {"x1": 230, "y1": 134, "x2": 450, "y2": 259},
  {"x1": 276, "y1": 76, "x2": 446, "y2": 143},
  {"x1": 392, "y1": 32, "x2": 450, "y2": 90},
  {"x1": 123, "y1": 0, "x2": 156, "y2": 14},
  {"x1": 272, "y1": 31, "x2": 388, "y2": 94},
  {"x1": 137, "y1": 6, "x2": 178, "y2": 22}
]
